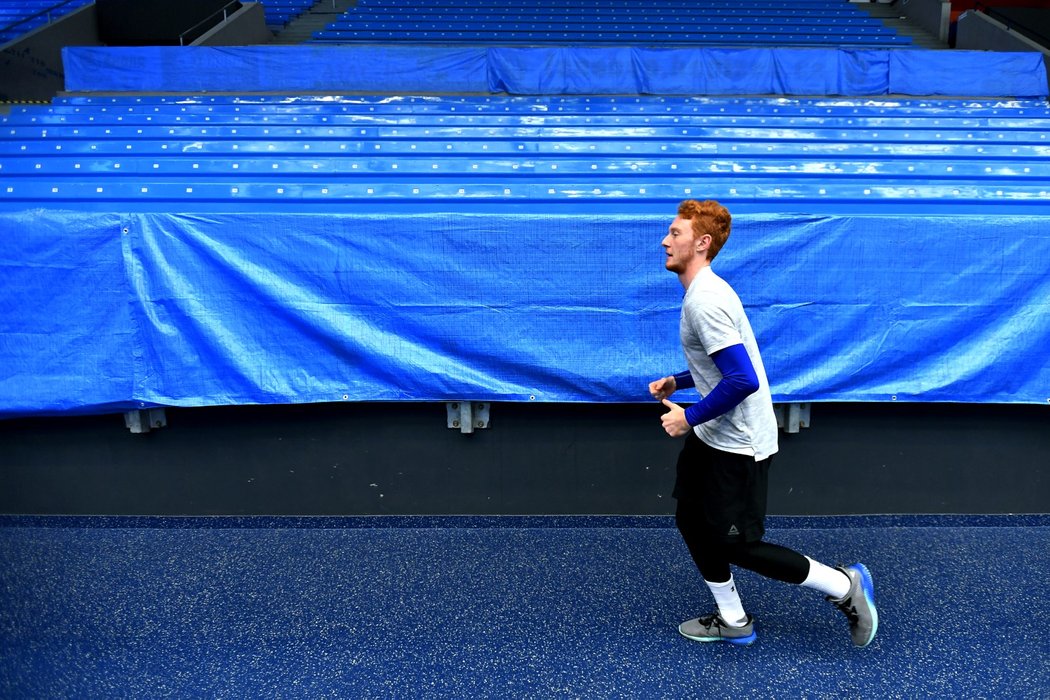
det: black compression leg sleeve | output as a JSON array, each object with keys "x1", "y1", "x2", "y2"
[{"x1": 723, "y1": 541, "x2": 810, "y2": 585}]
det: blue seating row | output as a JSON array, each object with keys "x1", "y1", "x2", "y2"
[
  {"x1": 336, "y1": 13, "x2": 886, "y2": 26},
  {"x1": 46, "y1": 95, "x2": 1050, "y2": 121},
  {"x1": 333, "y1": 10, "x2": 874, "y2": 21},
  {"x1": 326, "y1": 22, "x2": 897, "y2": 36},
  {"x1": 2, "y1": 96, "x2": 1047, "y2": 212},
  {"x1": 5, "y1": 122, "x2": 1049, "y2": 144},
  {"x1": 17, "y1": 112, "x2": 1050, "y2": 131},
  {"x1": 312, "y1": 31, "x2": 911, "y2": 45}
]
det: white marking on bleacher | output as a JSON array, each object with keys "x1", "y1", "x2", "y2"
[{"x1": 52, "y1": 187, "x2": 58, "y2": 193}]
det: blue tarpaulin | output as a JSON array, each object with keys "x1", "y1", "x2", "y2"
[
  {"x1": 62, "y1": 46, "x2": 1050, "y2": 97},
  {"x1": 1, "y1": 209, "x2": 1047, "y2": 416}
]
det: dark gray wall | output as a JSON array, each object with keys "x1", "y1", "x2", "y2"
[
  {"x1": 955, "y1": 12, "x2": 1050, "y2": 95},
  {"x1": 1, "y1": 402, "x2": 1046, "y2": 516},
  {"x1": 0, "y1": 5, "x2": 102, "y2": 102}
]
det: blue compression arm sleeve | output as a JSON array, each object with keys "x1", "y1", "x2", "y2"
[
  {"x1": 672, "y1": 370, "x2": 695, "y2": 390},
  {"x1": 683, "y1": 344, "x2": 761, "y2": 427}
]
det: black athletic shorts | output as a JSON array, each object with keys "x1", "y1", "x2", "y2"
[{"x1": 672, "y1": 430, "x2": 771, "y2": 543}]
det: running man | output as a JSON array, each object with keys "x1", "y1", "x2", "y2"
[{"x1": 650, "y1": 199, "x2": 877, "y2": 647}]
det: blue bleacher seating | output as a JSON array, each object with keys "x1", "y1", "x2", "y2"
[
  {"x1": 1, "y1": 95, "x2": 1046, "y2": 214},
  {"x1": 312, "y1": 0, "x2": 913, "y2": 47}
]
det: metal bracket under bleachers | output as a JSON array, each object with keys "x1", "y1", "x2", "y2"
[
  {"x1": 446, "y1": 402, "x2": 490, "y2": 434},
  {"x1": 124, "y1": 408, "x2": 167, "y2": 434},
  {"x1": 774, "y1": 403, "x2": 811, "y2": 434}
]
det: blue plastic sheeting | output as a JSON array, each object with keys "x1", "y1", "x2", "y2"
[
  {"x1": 487, "y1": 47, "x2": 894, "y2": 96},
  {"x1": 1, "y1": 209, "x2": 1048, "y2": 417},
  {"x1": 62, "y1": 46, "x2": 1050, "y2": 97},
  {"x1": 887, "y1": 51, "x2": 1050, "y2": 98},
  {"x1": 0, "y1": 210, "x2": 135, "y2": 416},
  {"x1": 62, "y1": 46, "x2": 491, "y2": 94}
]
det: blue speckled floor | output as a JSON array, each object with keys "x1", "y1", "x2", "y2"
[{"x1": 1, "y1": 516, "x2": 1047, "y2": 698}]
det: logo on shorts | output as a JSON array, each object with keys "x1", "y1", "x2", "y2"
[{"x1": 727, "y1": 525, "x2": 740, "y2": 536}]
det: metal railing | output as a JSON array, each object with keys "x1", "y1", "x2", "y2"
[{"x1": 178, "y1": 0, "x2": 242, "y2": 45}]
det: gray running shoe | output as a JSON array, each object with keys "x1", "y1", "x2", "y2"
[
  {"x1": 678, "y1": 613, "x2": 757, "y2": 646},
  {"x1": 829, "y1": 563, "x2": 878, "y2": 648}
]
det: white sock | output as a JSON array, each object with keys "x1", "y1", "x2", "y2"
[
  {"x1": 704, "y1": 575, "x2": 748, "y2": 627},
  {"x1": 800, "y1": 556, "x2": 851, "y2": 600}
]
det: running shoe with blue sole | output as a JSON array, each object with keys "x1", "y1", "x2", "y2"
[
  {"x1": 830, "y1": 563, "x2": 878, "y2": 648},
  {"x1": 679, "y1": 613, "x2": 757, "y2": 646}
]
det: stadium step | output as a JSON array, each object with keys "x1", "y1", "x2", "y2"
[{"x1": 271, "y1": 0, "x2": 358, "y2": 44}]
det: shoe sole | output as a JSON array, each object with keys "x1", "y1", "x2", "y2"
[
  {"x1": 850, "y1": 563, "x2": 879, "y2": 648},
  {"x1": 678, "y1": 625, "x2": 757, "y2": 646}
]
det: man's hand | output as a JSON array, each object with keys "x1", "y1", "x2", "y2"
[
  {"x1": 648, "y1": 376, "x2": 677, "y2": 401},
  {"x1": 660, "y1": 398, "x2": 691, "y2": 437}
]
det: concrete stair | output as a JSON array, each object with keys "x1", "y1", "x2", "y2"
[{"x1": 270, "y1": 0, "x2": 356, "y2": 45}]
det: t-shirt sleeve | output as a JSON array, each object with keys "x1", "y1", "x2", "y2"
[{"x1": 682, "y1": 292, "x2": 743, "y2": 356}]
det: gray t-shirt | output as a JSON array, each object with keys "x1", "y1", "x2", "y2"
[{"x1": 680, "y1": 266, "x2": 779, "y2": 461}]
